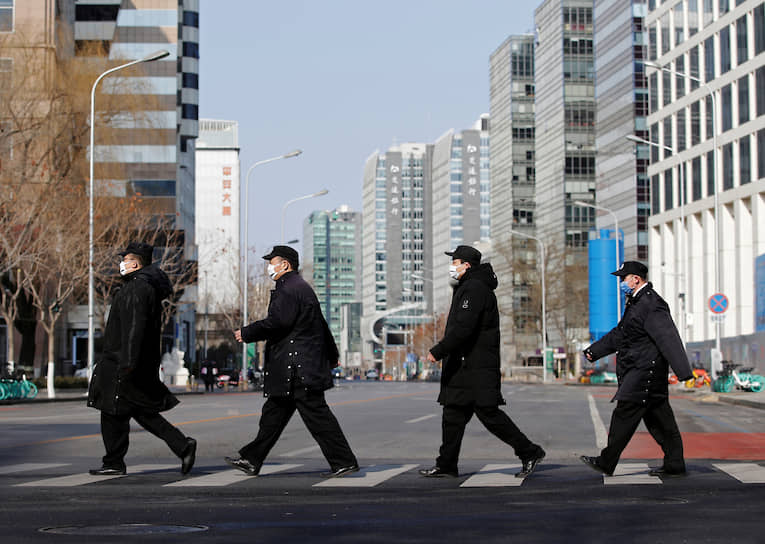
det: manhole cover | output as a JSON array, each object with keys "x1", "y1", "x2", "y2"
[{"x1": 39, "y1": 524, "x2": 208, "y2": 535}]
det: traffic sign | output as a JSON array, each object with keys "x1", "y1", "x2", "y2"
[{"x1": 708, "y1": 293, "x2": 729, "y2": 314}]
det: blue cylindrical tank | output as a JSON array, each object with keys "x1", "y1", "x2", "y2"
[{"x1": 588, "y1": 228, "x2": 624, "y2": 342}]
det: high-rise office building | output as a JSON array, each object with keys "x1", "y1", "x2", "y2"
[
  {"x1": 645, "y1": 0, "x2": 765, "y2": 362},
  {"x1": 594, "y1": 0, "x2": 651, "y2": 261},
  {"x1": 489, "y1": 35, "x2": 539, "y2": 368},
  {"x1": 194, "y1": 119, "x2": 240, "y2": 359},
  {"x1": 361, "y1": 143, "x2": 433, "y2": 365},
  {"x1": 430, "y1": 116, "x2": 491, "y2": 311},
  {"x1": 534, "y1": 0, "x2": 597, "y2": 355},
  {"x1": 303, "y1": 206, "x2": 362, "y2": 351}
]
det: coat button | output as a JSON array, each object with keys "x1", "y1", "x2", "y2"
[{"x1": 290, "y1": 340, "x2": 294, "y2": 344}]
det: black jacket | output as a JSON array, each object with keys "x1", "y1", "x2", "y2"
[
  {"x1": 88, "y1": 264, "x2": 179, "y2": 415},
  {"x1": 430, "y1": 263, "x2": 503, "y2": 407},
  {"x1": 587, "y1": 282, "x2": 693, "y2": 403},
  {"x1": 240, "y1": 271, "x2": 337, "y2": 398}
]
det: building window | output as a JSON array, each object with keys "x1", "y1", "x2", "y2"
[
  {"x1": 182, "y1": 104, "x2": 198, "y2": 120},
  {"x1": 675, "y1": 55, "x2": 685, "y2": 99},
  {"x1": 704, "y1": 36, "x2": 715, "y2": 82},
  {"x1": 705, "y1": 95, "x2": 714, "y2": 140},
  {"x1": 182, "y1": 72, "x2": 198, "y2": 89},
  {"x1": 0, "y1": 0, "x2": 12, "y2": 32},
  {"x1": 662, "y1": 70, "x2": 672, "y2": 106},
  {"x1": 183, "y1": 10, "x2": 199, "y2": 28},
  {"x1": 676, "y1": 109, "x2": 686, "y2": 152},
  {"x1": 661, "y1": 11, "x2": 671, "y2": 55},
  {"x1": 758, "y1": 128, "x2": 765, "y2": 179},
  {"x1": 182, "y1": 42, "x2": 199, "y2": 58},
  {"x1": 755, "y1": 4, "x2": 765, "y2": 55},
  {"x1": 650, "y1": 123, "x2": 660, "y2": 162},
  {"x1": 721, "y1": 84, "x2": 732, "y2": 131},
  {"x1": 649, "y1": 72, "x2": 658, "y2": 112},
  {"x1": 740, "y1": 136, "x2": 751, "y2": 185},
  {"x1": 706, "y1": 150, "x2": 715, "y2": 196},
  {"x1": 674, "y1": 2, "x2": 684, "y2": 46},
  {"x1": 720, "y1": 26, "x2": 731, "y2": 74},
  {"x1": 651, "y1": 174, "x2": 660, "y2": 214},
  {"x1": 688, "y1": 0, "x2": 699, "y2": 36},
  {"x1": 738, "y1": 76, "x2": 749, "y2": 125},
  {"x1": 757, "y1": 66, "x2": 765, "y2": 117},
  {"x1": 691, "y1": 101, "x2": 701, "y2": 146},
  {"x1": 692, "y1": 156, "x2": 702, "y2": 200},
  {"x1": 664, "y1": 169, "x2": 673, "y2": 211},
  {"x1": 663, "y1": 117, "x2": 672, "y2": 157},
  {"x1": 75, "y1": 4, "x2": 119, "y2": 21},
  {"x1": 737, "y1": 15, "x2": 748, "y2": 64},
  {"x1": 722, "y1": 143, "x2": 734, "y2": 190}
]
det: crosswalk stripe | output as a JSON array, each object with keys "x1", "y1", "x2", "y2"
[
  {"x1": 313, "y1": 464, "x2": 418, "y2": 488},
  {"x1": 0, "y1": 463, "x2": 70, "y2": 475},
  {"x1": 460, "y1": 464, "x2": 524, "y2": 487},
  {"x1": 714, "y1": 463, "x2": 765, "y2": 484},
  {"x1": 15, "y1": 464, "x2": 176, "y2": 487},
  {"x1": 165, "y1": 464, "x2": 303, "y2": 487},
  {"x1": 405, "y1": 414, "x2": 438, "y2": 424},
  {"x1": 604, "y1": 463, "x2": 661, "y2": 485}
]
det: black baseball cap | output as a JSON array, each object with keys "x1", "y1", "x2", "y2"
[
  {"x1": 118, "y1": 242, "x2": 153, "y2": 264},
  {"x1": 445, "y1": 245, "x2": 481, "y2": 266},
  {"x1": 263, "y1": 245, "x2": 299, "y2": 270},
  {"x1": 611, "y1": 261, "x2": 648, "y2": 278}
]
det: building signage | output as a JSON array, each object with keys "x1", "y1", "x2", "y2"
[{"x1": 222, "y1": 166, "x2": 232, "y2": 216}]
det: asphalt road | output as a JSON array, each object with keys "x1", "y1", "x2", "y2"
[{"x1": 1, "y1": 381, "x2": 764, "y2": 543}]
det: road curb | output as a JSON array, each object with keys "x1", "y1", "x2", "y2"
[
  {"x1": 717, "y1": 395, "x2": 765, "y2": 411},
  {"x1": 0, "y1": 390, "x2": 206, "y2": 406}
]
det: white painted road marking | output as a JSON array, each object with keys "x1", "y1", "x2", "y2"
[
  {"x1": 460, "y1": 464, "x2": 524, "y2": 487},
  {"x1": 313, "y1": 464, "x2": 418, "y2": 487},
  {"x1": 714, "y1": 463, "x2": 765, "y2": 484},
  {"x1": 604, "y1": 463, "x2": 661, "y2": 485},
  {"x1": 166, "y1": 464, "x2": 303, "y2": 487},
  {"x1": 587, "y1": 393, "x2": 608, "y2": 449},
  {"x1": 0, "y1": 463, "x2": 69, "y2": 475},
  {"x1": 405, "y1": 414, "x2": 438, "y2": 424},
  {"x1": 15, "y1": 464, "x2": 175, "y2": 487}
]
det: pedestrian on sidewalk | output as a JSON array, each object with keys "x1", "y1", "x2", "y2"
[
  {"x1": 227, "y1": 245, "x2": 358, "y2": 478},
  {"x1": 87, "y1": 242, "x2": 196, "y2": 476},
  {"x1": 201, "y1": 359, "x2": 217, "y2": 392},
  {"x1": 420, "y1": 245, "x2": 545, "y2": 479},
  {"x1": 580, "y1": 261, "x2": 693, "y2": 477}
]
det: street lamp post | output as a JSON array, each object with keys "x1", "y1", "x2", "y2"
[
  {"x1": 87, "y1": 50, "x2": 170, "y2": 383},
  {"x1": 644, "y1": 60, "x2": 721, "y2": 354},
  {"x1": 411, "y1": 273, "x2": 437, "y2": 345},
  {"x1": 242, "y1": 150, "x2": 302, "y2": 378},
  {"x1": 280, "y1": 189, "x2": 329, "y2": 243},
  {"x1": 508, "y1": 230, "x2": 548, "y2": 383},
  {"x1": 573, "y1": 201, "x2": 621, "y2": 321},
  {"x1": 626, "y1": 134, "x2": 689, "y2": 345}
]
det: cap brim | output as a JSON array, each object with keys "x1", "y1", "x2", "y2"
[
  {"x1": 611, "y1": 270, "x2": 628, "y2": 277},
  {"x1": 444, "y1": 251, "x2": 455, "y2": 257},
  {"x1": 262, "y1": 252, "x2": 276, "y2": 261}
]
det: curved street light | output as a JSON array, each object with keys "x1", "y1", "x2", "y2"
[
  {"x1": 87, "y1": 50, "x2": 170, "y2": 385},
  {"x1": 280, "y1": 189, "x2": 329, "y2": 243}
]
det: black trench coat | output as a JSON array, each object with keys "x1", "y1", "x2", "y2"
[
  {"x1": 430, "y1": 263, "x2": 504, "y2": 407},
  {"x1": 87, "y1": 265, "x2": 179, "y2": 415},
  {"x1": 588, "y1": 282, "x2": 693, "y2": 403},
  {"x1": 240, "y1": 271, "x2": 337, "y2": 398}
]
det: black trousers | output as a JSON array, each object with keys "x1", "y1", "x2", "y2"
[
  {"x1": 599, "y1": 397, "x2": 685, "y2": 474},
  {"x1": 100, "y1": 409, "x2": 188, "y2": 470},
  {"x1": 436, "y1": 404, "x2": 540, "y2": 472},
  {"x1": 239, "y1": 390, "x2": 357, "y2": 471}
]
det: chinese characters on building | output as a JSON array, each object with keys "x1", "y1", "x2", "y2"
[
  {"x1": 222, "y1": 166, "x2": 232, "y2": 216},
  {"x1": 389, "y1": 164, "x2": 400, "y2": 217}
]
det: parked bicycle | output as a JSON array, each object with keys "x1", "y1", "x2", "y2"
[
  {"x1": 712, "y1": 361, "x2": 765, "y2": 393},
  {"x1": 0, "y1": 374, "x2": 38, "y2": 400}
]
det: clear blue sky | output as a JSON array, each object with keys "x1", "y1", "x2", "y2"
[{"x1": 199, "y1": 0, "x2": 538, "y2": 256}]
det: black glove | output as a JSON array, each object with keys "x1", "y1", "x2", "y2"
[{"x1": 583, "y1": 348, "x2": 594, "y2": 362}]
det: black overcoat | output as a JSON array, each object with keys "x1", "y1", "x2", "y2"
[
  {"x1": 87, "y1": 265, "x2": 179, "y2": 415},
  {"x1": 588, "y1": 282, "x2": 693, "y2": 403},
  {"x1": 430, "y1": 263, "x2": 503, "y2": 407},
  {"x1": 240, "y1": 271, "x2": 337, "y2": 398}
]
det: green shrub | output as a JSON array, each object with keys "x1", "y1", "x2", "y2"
[{"x1": 32, "y1": 376, "x2": 89, "y2": 389}]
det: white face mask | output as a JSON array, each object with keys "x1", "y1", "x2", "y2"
[
  {"x1": 267, "y1": 262, "x2": 283, "y2": 280},
  {"x1": 449, "y1": 264, "x2": 461, "y2": 280},
  {"x1": 119, "y1": 261, "x2": 129, "y2": 276}
]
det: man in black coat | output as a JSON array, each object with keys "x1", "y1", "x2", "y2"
[
  {"x1": 580, "y1": 261, "x2": 693, "y2": 477},
  {"x1": 420, "y1": 245, "x2": 546, "y2": 479},
  {"x1": 87, "y1": 242, "x2": 196, "y2": 476},
  {"x1": 227, "y1": 246, "x2": 358, "y2": 478}
]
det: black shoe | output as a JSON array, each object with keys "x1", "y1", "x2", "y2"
[
  {"x1": 89, "y1": 466, "x2": 126, "y2": 476},
  {"x1": 516, "y1": 448, "x2": 546, "y2": 478},
  {"x1": 649, "y1": 466, "x2": 687, "y2": 478},
  {"x1": 181, "y1": 438, "x2": 197, "y2": 475},
  {"x1": 321, "y1": 464, "x2": 360, "y2": 478},
  {"x1": 580, "y1": 455, "x2": 613, "y2": 476},
  {"x1": 224, "y1": 456, "x2": 259, "y2": 476},
  {"x1": 418, "y1": 466, "x2": 458, "y2": 478}
]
